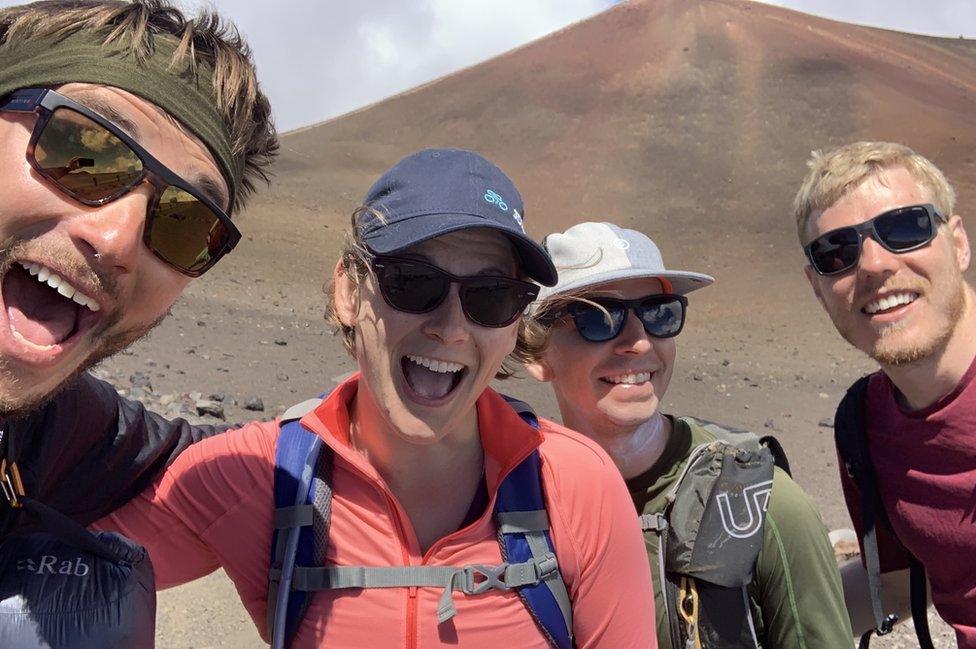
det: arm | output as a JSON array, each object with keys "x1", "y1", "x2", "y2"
[
  {"x1": 543, "y1": 439, "x2": 658, "y2": 648},
  {"x1": 839, "y1": 559, "x2": 914, "y2": 636},
  {"x1": 94, "y1": 420, "x2": 276, "y2": 593},
  {"x1": 23, "y1": 372, "x2": 229, "y2": 525},
  {"x1": 754, "y1": 469, "x2": 854, "y2": 649}
]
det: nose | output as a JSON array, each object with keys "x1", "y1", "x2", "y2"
[
  {"x1": 421, "y1": 285, "x2": 470, "y2": 345},
  {"x1": 857, "y1": 235, "x2": 900, "y2": 278},
  {"x1": 68, "y1": 185, "x2": 150, "y2": 274},
  {"x1": 613, "y1": 308, "x2": 653, "y2": 356}
]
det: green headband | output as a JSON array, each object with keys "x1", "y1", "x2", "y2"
[{"x1": 0, "y1": 31, "x2": 241, "y2": 210}]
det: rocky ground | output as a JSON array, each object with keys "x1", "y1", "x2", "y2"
[{"x1": 90, "y1": 294, "x2": 958, "y2": 647}]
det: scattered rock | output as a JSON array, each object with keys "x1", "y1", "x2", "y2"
[
  {"x1": 243, "y1": 397, "x2": 265, "y2": 412},
  {"x1": 195, "y1": 400, "x2": 225, "y2": 420},
  {"x1": 209, "y1": 392, "x2": 226, "y2": 403},
  {"x1": 818, "y1": 392, "x2": 830, "y2": 399},
  {"x1": 196, "y1": 320, "x2": 206, "y2": 327},
  {"x1": 763, "y1": 419, "x2": 775, "y2": 429},
  {"x1": 159, "y1": 394, "x2": 177, "y2": 407},
  {"x1": 189, "y1": 391, "x2": 203, "y2": 401},
  {"x1": 818, "y1": 417, "x2": 833, "y2": 428},
  {"x1": 274, "y1": 339, "x2": 288, "y2": 346},
  {"x1": 277, "y1": 372, "x2": 289, "y2": 382},
  {"x1": 129, "y1": 371, "x2": 152, "y2": 389}
]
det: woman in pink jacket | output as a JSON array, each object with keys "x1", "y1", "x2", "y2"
[{"x1": 99, "y1": 149, "x2": 656, "y2": 648}]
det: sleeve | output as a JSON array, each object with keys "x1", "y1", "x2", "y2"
[
  {"x1": 93, "y1": 421, "x2": 276, "y2": 597},
  {"x1": 753, "y1": 468, "x2": 853, "y2": 649},
  {"x1": 542, "y1": 440, "x2": 657, "y2": 648},
  {"x1": 39, "y1": 372, "x2": 230, "y2": 524},
  {"x1": 836, "y1": 452, "x2": 913, "y2": 573}
]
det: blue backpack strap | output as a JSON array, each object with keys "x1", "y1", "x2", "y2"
[
  {"x1": 268, "y1": 397, "x2": 329, "y2": 649},
  {"x1": 496, "y1": 395, "x2": 574, "y2": 649}
]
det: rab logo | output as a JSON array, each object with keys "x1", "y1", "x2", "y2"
[
  {"x1": 484, "y1": 189, "x2": 508, "y2": 212},
  {"x1": 716, "y1": 479, "x2": 773, "y2": 539},
  {"x1": 17, "y1": 555, "x2": 91, "y2": 577}
]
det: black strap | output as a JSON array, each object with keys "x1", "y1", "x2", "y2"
[
  {"x1": 910, "y1": 559, "x2": 935, "y2": 649},
  {"x1": 757, "y1": 435, "x2": 792, "y2": 477},
  {"x1": 835, "y1": 377, "x2": 898, "y2": 638}
]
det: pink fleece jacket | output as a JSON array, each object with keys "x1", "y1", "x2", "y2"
[{"x1": 97, "y1": 376, "x2": 656, "y2": 648}]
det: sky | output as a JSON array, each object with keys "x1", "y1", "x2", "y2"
[{"x1": 1, "y1": 0, "x2": 973, "y2": 131}]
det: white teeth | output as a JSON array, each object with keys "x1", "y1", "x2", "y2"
[
  {"x1": 606, "y1": 371, "x2": 652, "y2": 385},
  {"x1": 864, "y1": 292, "x2": 918, "y2": 315},
  {"x1": 406, "y1": 354, "x2": 465, "y2": 374},
  {"x1": 57, "y1": 283, "x2": 76, "y2": 300},
  {"x1": 16, "y1": 262, "x2": 101, "y2": 312}
]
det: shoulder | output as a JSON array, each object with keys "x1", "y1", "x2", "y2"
[
  {"x1": 535, "y1": 417, "x2": 621, "y2": 480},
  {"x1": 164, "y1": 418, "x2": 280, "y2": 491}
]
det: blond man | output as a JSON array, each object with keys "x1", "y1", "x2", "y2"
[{"x1": 797, "y1": 141, "x2": 974, "y2": 648}]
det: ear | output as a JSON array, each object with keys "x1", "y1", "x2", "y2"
[
  {"x1": 947, "y1": 214, "x2": 971, "y2": 272},
  {"x1": 333, "y1": 257, "x2": 361, "y2": 327},
  {"x1": 523, "y1": 357, "x2": 554, "y2": 383},
  {"x1": 803, "y1": 263, "x2": 827, "y2": 309}
]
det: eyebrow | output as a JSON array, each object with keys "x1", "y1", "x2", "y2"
[
  {"x1": 72, "y1": 92, "x2": 230, "y2": 211},
  {"x1": 71, "y1": 93, "x2": 141, "y2": 139},
  {"x1": 190, "y1": 175, "x2": 230, "y2": 211}
]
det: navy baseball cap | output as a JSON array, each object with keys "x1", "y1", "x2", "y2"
[{"x1": 357, "y1": 148, "x2": 558, "y2": 286}]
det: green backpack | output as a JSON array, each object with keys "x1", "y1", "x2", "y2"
[{"x1": 641, "y1": 418, "x2": 791, "y2": 648}]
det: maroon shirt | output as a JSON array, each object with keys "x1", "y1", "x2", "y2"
[{"x1": 839, "y1": 356, "x2": 976, "y2": 647}]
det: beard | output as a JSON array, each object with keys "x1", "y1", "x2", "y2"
[
  {"x1": 0, "y1": 311, "x2": 165, "y2": 419},
  {"x1": 870, "y1": 274, "x2": 966, "y2": 367}
]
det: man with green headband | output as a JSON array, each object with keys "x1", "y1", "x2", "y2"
[{"x1": 0, "y1": 0, "x2": 276, "y2": 540}]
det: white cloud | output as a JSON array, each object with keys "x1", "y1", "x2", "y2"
[{"x1": 0, "y1": 0, "x2": 971, "y2": 130}]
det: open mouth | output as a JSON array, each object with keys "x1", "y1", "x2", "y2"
[
  {"x1": 862, "y1": 291, "x2": 919, "y2": 316},
  {"x1": 401, "y1": 354, "x2": 468, "y2": 401},
  {"x1": 601, "y1": 371, "x2": 652, "y2": 386},
  {"x1": 2, "y1": 261, "x2": 102, "y2": 349}
]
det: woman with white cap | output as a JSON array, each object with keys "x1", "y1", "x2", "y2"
[
  {"x1": 522, "y1": 222, "x2": 852, "y2": 649},
  {"x1": 98, "y1": 155, "x2": 656, "y2": 648}
]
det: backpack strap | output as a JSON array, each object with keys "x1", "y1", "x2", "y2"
[
  {"x1": 268, "y1": 393, "x2": 573, "y2": 649},
  {"x1": 268, "y1": 397, "x2": 326, "y2": 649},
  {"x1": 496, "y1": 450, "x2": 574, "y2": 649},
  {"x1": 836, "y1": 377, "x2": 935, "y2": 649},
  {"x1": 498, "y1": 393, "x2": 573, "y2": 649}
]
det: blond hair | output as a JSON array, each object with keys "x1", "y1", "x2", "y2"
[
  {"x1": 324, "y1": 207, "x2": 534, "y2": 379},
  {"x1": 0, "y1": 0, "x2": 277, "y2": 212},
  {"x1": 792, "y1": 141, "x2": 956, "y2": 244}
]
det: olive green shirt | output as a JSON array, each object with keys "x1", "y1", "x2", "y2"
[{"x1": 627, "y1": 417, "x2": 853, "y2": 648}]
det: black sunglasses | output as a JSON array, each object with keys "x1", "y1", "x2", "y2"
[
  {"x1": 369, "y1": 256, "x2": 539, "y2": 328},
  {"x1": 0, "y1": 87, "x2": 239, "y2": 277},
  {"x1": 559, "y1": 294, "x2": 688, "y2": 342},
  {"x1": 805, "y1": 204, "x2": 945, "y2": 277}
]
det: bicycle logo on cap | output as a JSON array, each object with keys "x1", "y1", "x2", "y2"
[{"x1": 484, "y1": 189, "x2": 508, "y2": 212}]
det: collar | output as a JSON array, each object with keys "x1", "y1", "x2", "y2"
[{"x1": 298, "y1": 373, "x2": 543, "y2": 492}]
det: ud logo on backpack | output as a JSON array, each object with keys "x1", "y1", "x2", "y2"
[
  {"x1": 640, "y1": 418, "x2": 791, "y2": 649},
  {"x1": 266, "y1": 394, "x2": 574, "y2": 649}
]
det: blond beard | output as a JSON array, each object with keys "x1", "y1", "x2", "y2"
[{"x1": 868, "y1": 272, "x2": 967, "y2": 368}]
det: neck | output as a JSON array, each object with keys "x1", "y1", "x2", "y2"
[
  {"x1": 566, "y1": 410, "x2": 672, "y2": 480},
  {"x1": 882, "y1": 287, "x2": 976, "y2": 411},
  {"x1": 348, "y1": 391, "x2": 483, "y2": 495}
]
